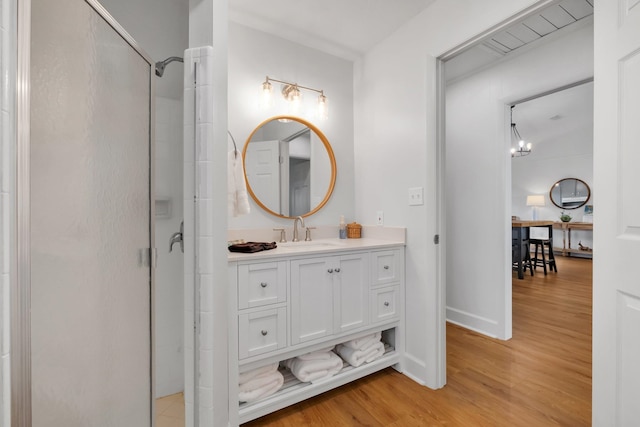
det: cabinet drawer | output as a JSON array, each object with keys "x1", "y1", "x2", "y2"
[
  {"x1": 238, "y1": 307, "x2": 287, "y2": 359},
  {"x1": 370, "y1": 286, "x2": 399, "y2": 323},
  {"x1": 238, "y1": 261, "x2": 287, "y2": 309},
  {"x1": 371, "y1": 250, "x2": 400, "y2": 287}
]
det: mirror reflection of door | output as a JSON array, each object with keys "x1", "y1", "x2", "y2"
[
  {"x1": 245, "y1": 140, "x2": 285, "y2": 214},
  {"x1": 286, "y1": 129, "x2": 311, "y2": 216},
  {"x1": 244, "y1": 117, "x2": 335, "y2": 218}
]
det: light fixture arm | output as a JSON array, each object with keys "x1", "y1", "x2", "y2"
[
  {"x1": 510, "y1": 105, "x2": 531, "y2": 158},
  {"x1": 264, "y1": 76, "x2": 325, "y2": 96},
  {"x1": 261, "y1": 76, "x2": 328, "y2": 120}
]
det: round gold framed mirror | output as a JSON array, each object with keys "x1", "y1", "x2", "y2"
[
  {"x1": 242, "y1": 116, "x2": 337, "y2": 219},
  {"x1": 549, "y1": 178, "x2": 591, "y2": 210}
]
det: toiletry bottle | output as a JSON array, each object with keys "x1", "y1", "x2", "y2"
[{"x1": 339, "y1": 215, "x2": 347, "y2": 239}]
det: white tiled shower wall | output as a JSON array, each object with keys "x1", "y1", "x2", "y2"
[
  {"x1": 155, "y1": 96, "x2": 185, "y2": 398},
  {"x1": 0, "y1": 0, "x2": 13, "y2": 425}
]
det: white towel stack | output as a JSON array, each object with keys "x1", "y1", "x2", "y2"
[
  {"x1": 283, "y1": 347, "x2": 343, "y2": 383},
  {"x1": 238, "y1": 362, "x2": 284, "y2": 403},
  {"x1": 335, "y1": 332, "x2": 385, "y2": 368}
]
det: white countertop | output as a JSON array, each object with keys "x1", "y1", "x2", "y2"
[{"x1": 227, "y1": 226, "x2": 406, "y2": 262}]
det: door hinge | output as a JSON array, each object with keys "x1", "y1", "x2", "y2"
[
  {"x1": 151, "y1": 248, "x2": 158, "y2": 268},
  {"x1": 433, "y1": 234, "x2": 440, "y2": 244}
]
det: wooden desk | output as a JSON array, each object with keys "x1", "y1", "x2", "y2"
[
  {"x1": 512, "y1": 220, "x2": 554, "y2": 279},
  {"x1": 553, "y1": 221, "x2": 593, "y2": 257}
]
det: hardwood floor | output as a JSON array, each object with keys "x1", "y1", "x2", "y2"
[{"x1": 243, "y1": 256, "x2": 592, "y2": 426}]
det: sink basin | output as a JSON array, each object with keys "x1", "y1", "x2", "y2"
[{"x1": 277, "y1": 240, "x2": 346, "y2": 252}]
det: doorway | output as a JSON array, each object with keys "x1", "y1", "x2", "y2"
[{"x1": 441, "y1": 3, "x2": 593, "y2": 341}]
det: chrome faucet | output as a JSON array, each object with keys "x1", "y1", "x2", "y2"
[{"x1": 292, "y1": 216, "x2": 305, "y2": 242}]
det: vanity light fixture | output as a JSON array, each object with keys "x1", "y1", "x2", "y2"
[
  {"x1": 510, "y1": 105, "x2": 532, "y2": 158},
  {"x1": 260, "y1": 76, "x2": 328, "y2": 120}
]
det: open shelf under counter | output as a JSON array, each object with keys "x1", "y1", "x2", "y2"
[{"x1": 238, "y1": 345, "x2": 399, "y2": 424}]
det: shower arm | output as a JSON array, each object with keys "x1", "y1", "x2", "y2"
[{"x1": 155, "y1": 56, "x2": 184, "y2": 77}]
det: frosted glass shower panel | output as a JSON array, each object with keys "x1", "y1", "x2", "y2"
[{"x1": 30, "y1": 0, "x2": 152, "y2": 425}]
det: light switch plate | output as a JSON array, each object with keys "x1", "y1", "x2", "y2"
[
  {"x1": 408, "y1": 187, "x2": 424, "y2": 206},
  {"x1": 376, "y1": 211, "x2": 384, "y2": 226}
]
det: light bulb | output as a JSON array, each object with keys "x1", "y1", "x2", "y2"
[
  {"x1": 526, "y1": 142, "x2": 532, "y2": 150},
  {"x1": 519, "y1": 140, "x2": 524, "y2": 148},
  {"x1": 318, "y1": 94, "x2": 328, "y2": 120},
  {"x1": 260, "y1": 80, "x2": 273, "y2": 108},
  {"x1": 288, "y1": 86, "x2": 301, "y2": 115},
  {"x1": 510, "y1": 148, "x2": 516, "y2": 155}
]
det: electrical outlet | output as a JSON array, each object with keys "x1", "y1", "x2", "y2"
[
  {"x1": 408, "y1": 187, "x2": 424, "y2": 206},
  {"x1": 376, "y1": 211, "x2": 384, "y2": 226}
]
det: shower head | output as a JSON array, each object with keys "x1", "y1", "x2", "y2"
[{"x1": 155, "y1": 56, "x2": 183, "y2": 77}]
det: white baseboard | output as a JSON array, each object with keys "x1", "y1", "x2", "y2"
[{"x1": 446, "y1": 307, "x2": 504, "y2": 339}]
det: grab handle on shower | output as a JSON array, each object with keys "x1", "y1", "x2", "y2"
[{"x1": 170, "y1": 220, "x2": 184, "y2": 253}]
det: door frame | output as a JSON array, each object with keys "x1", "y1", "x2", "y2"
[
  {"x1": 433, "y1": 0, "x2": 560, "y2": 377},
  {"x1": 11, "y1": 0, "x2": 157, "y2": 424}
]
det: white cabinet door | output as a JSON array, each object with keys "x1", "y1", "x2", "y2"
[
  {"x1": 291, "y1": 253, "x2": 370, "y2": 344},
  {"x1": 290, "y1": 258, "x2": 334, "y2": 345},
  {"x1": 334, "y1": 253, "x2": 369, "y2": 334}
]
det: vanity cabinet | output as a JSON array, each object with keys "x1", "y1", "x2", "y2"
[
  {"x1": 229, "y1": 244, "x2": 404, "y2": 425},
  {"x1": 290, "y1": 252, "x2": 369, "y2": 345}
]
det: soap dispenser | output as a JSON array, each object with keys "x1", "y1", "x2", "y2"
[{"x1": 339, "y1": 215, "x2": 347, "y2": 239}]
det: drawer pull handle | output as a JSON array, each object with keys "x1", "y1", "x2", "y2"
[
  {"x1": 384, "y1": 301, "x2": 390, "y2": 307},
  {"x1": 334, "y1": 268, "x2": 341, "y2": 273},
  {"x1": 327, "y1": 268, "x2": 334, "y2": 273},
  {"x1": 260, "y1": 282, "x2": 268, "y2": 288},
  {"x1": 261, "y1": 330, "x2": 268, "y2": 336},
  {"x1": 383, "y1": 265, "x2": 390, "y2": 270}
]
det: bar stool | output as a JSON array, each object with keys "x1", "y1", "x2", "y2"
[
  {"x1": 512, "y1": 238, "x2": 534, "y2": 276},
  {"x1": 530, "y1": 227, "x2": 557, "y2": 275}
]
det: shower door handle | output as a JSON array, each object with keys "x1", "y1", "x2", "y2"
[{"x1": 169, "y1": 220, "x2": 184, "y2": 253}]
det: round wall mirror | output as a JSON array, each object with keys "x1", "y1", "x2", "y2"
[
  {"x1": 549, "y1": 178, "x2": 591, "y2": 210},
  {"x1": 243, "y1": 116, "x2": 336, "y2": 219}
]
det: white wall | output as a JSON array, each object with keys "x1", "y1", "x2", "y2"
[
  {"x1": 100, "y1": 0, "x2": 188, "y2": 100},
  {"x1": 354, "y1": 0, "x2": 543, "y2": 388},
  {"x1": 0, "y1": 0, "x2": 13, "y2": 423},
  {"x1": 445, "y1": 23, "x2": 593, "y2": 337},
  {"x1": 228, "y1": 22, "x2": 355, "y2": 230}
]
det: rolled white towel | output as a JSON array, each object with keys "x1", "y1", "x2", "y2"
[
  {"x1": 336, "y1": 341, "x2": 385, "y2": 368},
  {"x1": 341, "y1": 331, "x2": 382, "y2": 351},
  {"x1": 284, "y1": 351, "x2": 343, "y2": 383},
  {"x1": 296, "y1": 346, "x2": 335, "y2": 361},
  {"x1": 238, "y1": 362, "x2": 278, "y2": 386},
  {"x1": 238, "y1": 370, "x2": 284, "y2": 403}
]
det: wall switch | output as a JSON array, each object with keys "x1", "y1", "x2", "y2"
[
  {"x1": 376, "y1": 211, "x2": 384, "y2": 226},
  {"x1": 408, "y1": 187, "x2": 424, "y2": 206}
]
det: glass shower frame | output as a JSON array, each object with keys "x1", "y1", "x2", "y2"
[{"x1": 10, "y1": 0, "x2": 177, "y2": 424}]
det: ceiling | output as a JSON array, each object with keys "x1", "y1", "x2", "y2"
[
  {"x1": 446, "y1": 0, "x2": 593, "y2": 81},
  {"x1": 228, "y1": 0, "x2": 436, "y2": 60},
  {"x1": 229, "y1": 0, "x2": 593, "y2": 64},
  {"x1": 513, "y1": 81, "x2": 594, "y2": 152}
]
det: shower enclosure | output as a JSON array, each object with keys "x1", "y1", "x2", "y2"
[{"x1": 16, "y1": 0, "x2": 156, "y2": 424}]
